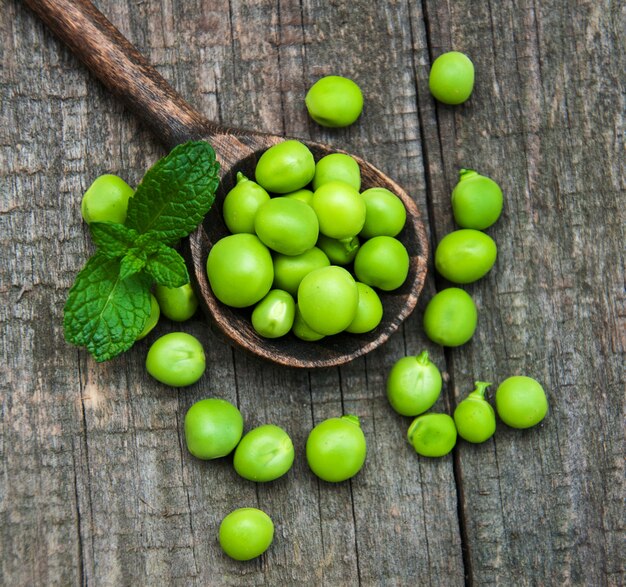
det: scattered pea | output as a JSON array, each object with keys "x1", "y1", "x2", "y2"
[
  {"x1": 386, "y1": 351, "x2": 443, "y2": 417},
  {"x1": 219, "y1": 508, "x2": 274, "y2": 561},
  {"x1": 434, "y1": 229, "x2": 497, "y2": 284},
  {"x1": 306, "y1": 415, "x2": 367, "y2": 482},
  {"x1": 184, "y1": 398, "x2": 244, "y2": 460},
  {"x1": 451, "y1": 168, "x2": 503, "y2": 230},
  {"x1": 495, "y1": 376, "x2": 548, "y2": 429},
  {"x1": 429, "y1": 51, "x2": 474, "y2": 105},
  {"x1": 81, "y1": 174, "x2": 134, "y2": 224},
  {"x1": 233, "y1": 424, "x2": 295, "y2": 482},
  {"x1": 154, "y1": 283, "x2": 198, "y2": 322},
  {"x1": 423, "y1": 288, "x2": 477, "y2": 347},
  {"x1": 407, "y1": 413, "x2": 457, "y2": 457},
  {"x1": 453, "y1": 381, "x2": 496, "y2": 443},
  {"x1": 305, "y1": 75, "x2": 364, "y2": 128},
  {"x1": 145, "y1": 332, "x2": 205, "y2": 387}
]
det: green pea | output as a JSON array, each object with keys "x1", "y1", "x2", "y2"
[
  {"x1": 297, "y1": 266, "x2": 359, "y2": 335},
  {"x1": 154, "y1": 283, "x2": 198, "y2": 322},
  {"x1": 255, "y1": 140, "x2": 315, "y2": 194},
  {"x1": 359, "y1": 187, "x2": 407, "y2": 239},
  {"x1": 453, "y1": 381, "x2": 496, "y2": 443},
  {"x1": 184, "y1": 398, "x2": 244, "y2": 460},
  {"x1": 495, "y1": 376, "x2": 548, "y2": 429},
  {"x1": 305, "y1": 75, "x2": 364, "y2": 128},
  {"x1": 316, "y1": 234, "x2": 360, "y2": 266},
  {"x1": 306, "y1": 415, "x2": 367, "y2": 482},
  {"x1": 81, "y1": 174, "x2": 134, "y2": 224},
  {"x1": 428, "y1": 51, "x2": 474, "y2": 105},
  {"x1": 451, "y1": 169, "x2": 503, "y2": 229},
  {"x1": 353, "y1": 236, "x2": 409, "y2": 291},
  {"x1": 386, "y1": 351, "x2": 443, "y2": 416},
  {"x1": 283, "y1": 188, "x2": 314, "y2": 206},
  {"x1": 222, "y1": 172, "x2": 271, "y2": 234},
  {"x1": 136, "y1": 294, "x2": 160, "y2": 340},
  {"x1": 219, "y1": 508, "x2": 274, "y2": 561},
  {"x1": 146, "y1": 332, "x2": 205, "y2": 387},
  {"x1": 345, "y1": 282, "x2": 384, "y2": 334},
  {"x1": 254, "y1": 197, "x2": 319, "y2": 256},
  {"x1": 434, "y1": 229, "x2": 497, "y2": 284},
  {"x1": 272, "y1": 247, "x2": 330, "y2": 296},
  {"x1": 312, "y1": 181, "x2": 366, "y2": 239},
  {"x1": 407, "y1": 413, "x2": 457, "y2": 457},
  {"x1": 292, "y1": 307, "x2": 325, "y2": 341},
  {"x1": 206, "y1": 234, "x2": 274, "y2": 308},
  {"x1": 423, "y1": 288, "x2": 477, "y2": 347},
  {"x1": 233, "y1": 424, "x2": 295, "y2": 482},
  {"x1": 251, "y1": 289, "x2": 296, "y2": 339},
  {"x1": 312, "y1": 153, "x2": 361, "y2": 191}
]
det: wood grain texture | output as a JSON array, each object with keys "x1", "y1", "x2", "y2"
[{"x1": 1, "y1": 0, "x2": 623, "y2": 586}]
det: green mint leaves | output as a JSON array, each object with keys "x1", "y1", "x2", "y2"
[{"x1": 63, "y1": 141, "x2": 219, "y2": 362}]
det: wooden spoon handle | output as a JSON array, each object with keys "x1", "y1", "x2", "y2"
[{"x1": 23, "y1": 0, "x2": 235, "y2": 148}]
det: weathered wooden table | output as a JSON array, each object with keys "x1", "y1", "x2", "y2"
[{"x1": 1, "y1": 0, "x2": 624, "y2": 584}]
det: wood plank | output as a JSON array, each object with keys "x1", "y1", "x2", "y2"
[{"x1": 419, "y1": 0, "x2": 625, "y2": 584}]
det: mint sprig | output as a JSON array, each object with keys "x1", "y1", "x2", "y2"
[{"x1": 63, "y1": 141, "x2": 220, "y2": 362}]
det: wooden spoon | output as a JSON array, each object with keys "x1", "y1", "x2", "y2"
[{"x1": 24, "y1": 0, "x2": 429, "y2": 368}]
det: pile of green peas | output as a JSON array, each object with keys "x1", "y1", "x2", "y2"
[
  {"x1": 207, "y1": 139, "x2": 410, "y2": 340},
  {"x1": 386, "y1": 351, "x2": 548, "y2": 457},
  {"x1": 182, "y1": 396, "x2": 368, "y2": 559},
  {"x1": 78, "y1": 54, "x2": 550, "y2": 562}
]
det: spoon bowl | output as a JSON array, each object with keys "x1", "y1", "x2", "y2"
[
  {"x1": 25, "y1": 0, "x2": 429, "y2": 368},
  {"x1": 186, "y1": 133, "x2": 429, "y2": 368}
]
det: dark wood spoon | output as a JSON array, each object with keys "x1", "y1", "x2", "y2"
[{"x1": 24, "y1": 0, "x2": 429, "y2": 368}]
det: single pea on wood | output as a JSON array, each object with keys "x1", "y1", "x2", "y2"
[
  {"x1": 145, "y1": 332, "x2": 206, "y2": 387},
  {"x1": 305, "y1": 75, "x2": 364, "y2": 128},
  {"x1": 451, "y1": 168, "x2": 503, "y2": 230},
  {"x1": 423, "y1": 288, "x2": 478, "y2": 347},
  {"x1": 386, "y1": 351, "x2": 443, "y2": 416},
  {"x1": 233, "y1": 424, "x2": 295, "y2": 482},
  {"x1": 219, "y1": 508, "x2": 274, "y2": 561},
  {"x1": 428, "y1": 51, "x2": 475, "y2": 105},
  {"x1": 80, "y1": 174, "x2": 134, "y2": 225},
  {"x1": 306, "y1": 415, "x2": 367, "y2": 482},
  {"x1": 184, "y1": 398, "x2": 244, "y2": 460},
  {"x1": 434, "y1": 229, "x2": 498, "y2": 284},
  {"x1": 495, "y1": 376, "x2": 548, "y2": 429},
  {"x1": 453, "y1": 381, "x2": 497, "y2": 443},
  {"x1": 407, "y1": 413, "x2": 457, "y2": 457}
]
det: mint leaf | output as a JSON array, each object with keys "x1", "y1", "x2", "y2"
[
  {"x1": 125, "y1": 141, "x2": 220, "y2": 242},
  {"x1": 64, "y1": 251, "x2": 151, "y2": 362},
  {"x1": 135, "y1": 232, "x2": 165, "y2": 253},
  {"x1": 144, "y1": 243, "x2": 189, "y2": 288},
  {"x1": 119, "y1": 248, "x2": 147, "y2": 280},
  {"x1": 90, "y1": 222, "x2": 139, "y2": 258}
]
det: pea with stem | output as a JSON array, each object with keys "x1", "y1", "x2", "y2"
[{"x1": 453, "y1": 381, "x2": 496, "y2": 443}]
